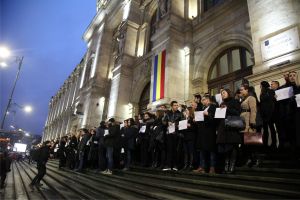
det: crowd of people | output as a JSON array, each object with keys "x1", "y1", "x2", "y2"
[{"x1": 43, "y1": 71, "x2": 299, "y2": 175}]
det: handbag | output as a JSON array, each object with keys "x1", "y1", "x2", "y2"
[
  {"x1": 225, "y1": 116, "x2": 245, "y2": 130},
  {"x1": 243, "y1": 131, "x2": 263, "y2": 145}
]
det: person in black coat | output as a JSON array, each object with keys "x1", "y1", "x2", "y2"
[
  {"x1": 182, "y1": 107, "x2": 196, "y2": 171},
  {"x1": 96, "y1": 121, "x2": 107, "y2": 171},
  {"x1": 123, "y1": 118, "x2": 138, "y2": 170},
  {"x1": 259, "y1": 81, "x2": 277, "y2": 149},
  {"x1": 58, "y1": 136, "x2": 67, "y2": 169},
  {"x1": 194, "y1": 95, "x2": 217, "y2": 174},
  {"x1": 103, "y1": 118, "x2": 119, "y2": 174},
  {"x1": 75, "y1": 128, "x2": 90, "y2": 172},
  {"x1": 163, "y1": 101, "x2": 184, "y2": 171},
  {"x1": 216, "y1": 89, "x2": 242, "y2": 174},
  {"x1": 149, "y1": 110, "x2": 166, "y2": 169},
  {"x1": 88, "y1": 128, "x2": 99, "y2": 169},
  {"x1": 29, "y1": 141, "x2": 52, "y2": 190},
  {"x1": 138, "y1": 112, "x2": 154, "y2": 167}
]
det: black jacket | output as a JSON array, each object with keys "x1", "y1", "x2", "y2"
[
  {"x1": 260, "y1": 89, "x2": 275, "y2": 122},
  {"x1": 37, "y1": 146, "x2": 51, "y2": 164},
  {"x1": 104, "y1": 124, "x2": 120, "y2": 148}
]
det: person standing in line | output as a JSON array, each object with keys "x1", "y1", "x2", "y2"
[
  {"x1": 216, "y1": 89, "x2": 242, "y2": 174},
  {"x1": 102, "y1": 118, "x2": 119, "y2": 175},
  {"x1": 29, "y1": 141, "x2": 52, "y2": 190}
]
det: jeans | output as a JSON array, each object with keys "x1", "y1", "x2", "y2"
[
  {"x1": 106, "y1": 147, "x2": 114, "y2": 171},
  {"x1": 200, "y1": 150, "x2": 216, "y2": 168}
]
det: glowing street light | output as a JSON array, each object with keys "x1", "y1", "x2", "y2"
[
  {"x1": 24, "y1": 105, "x2": 33, "y2": 113},
  {"x1": 0, "y1": 62, "x2": 8, "y2": 68},
  {"x1": 0, "y1": 47, "x2": 11, "y2": 58}
]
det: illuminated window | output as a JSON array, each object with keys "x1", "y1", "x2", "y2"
[{"x1": 208, "y1": 47, "x2": 253, "y2": 93}]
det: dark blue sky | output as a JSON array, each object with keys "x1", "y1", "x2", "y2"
[{"x1": 0, "y1": 0, "x2": 95, "y2": 135}]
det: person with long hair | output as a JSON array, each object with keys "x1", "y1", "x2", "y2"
[{"x1": 216, "y1": 89, "x2": 241, "y2": 174}]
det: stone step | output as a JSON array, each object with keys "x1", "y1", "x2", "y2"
[
  {"x1": 127, "y1": 165, "x2": 300, "y2": 190},
  {"x1": 112, "y1": 168, "x2": 300, "y2": 199}
]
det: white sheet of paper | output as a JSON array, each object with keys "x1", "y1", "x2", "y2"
[
  {"x1": 168, "y1": 123, "x2": 175, "y2": 134},
  {"x1": 120, "y1": 123, "x2": 124, "y2": 130},
  {"x1": 275, "y1": 87, "x2": 294, "y2": 101},
  {"x1": 296, "y1": 94, "x2": 300, "y2": 107},
  {"x1": 195, "y1": 111, "x2": 204, "y2": 121},
  {"x1": 104, "y1": 130, "x2": 109, "y2": 136},
  {"x1": 179, "y1": 120, "x2": 188, "y2": 130},
  {"x1": 214, "y1": 107, "x2": 227, "y2": 118},
  {"x1": 215, "y1": 93, "x2": 222, "y2": 105},
  {"x1": 140, "y1": 125, "x2": 146, "y2": 133}
]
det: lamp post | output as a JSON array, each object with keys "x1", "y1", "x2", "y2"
[{"x1": 0, "y1": 46, "x2": 24, "y2": 129}]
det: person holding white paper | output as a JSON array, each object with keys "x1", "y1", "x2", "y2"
[
  {"x1": 193, "y1": 95, "x2": 217, "y2": 174},
  {"x1": 276, "y1": 71, "x2": 298, "y2": 152},
  {"x1": 138, "y1": 112, "x2": 155, "y2": 167},
  {"x1": 216, "y1": 89, "x2": 242, "y2": 174},
  {"x1": 163, "y1": 101, "x2": 184, "y2": 171},
  {"x1": 182, "y1": 107, "x2": 196, "y2": 171}
]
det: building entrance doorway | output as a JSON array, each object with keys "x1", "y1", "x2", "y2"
[{"x1": 138, "y1": 82, "x2": 150, "y2": 114}]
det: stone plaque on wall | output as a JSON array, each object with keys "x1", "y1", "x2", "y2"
[{"x1": 261, "y1": 27, "x2": 300, "y2": 61}]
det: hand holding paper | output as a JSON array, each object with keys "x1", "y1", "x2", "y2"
[
  {"x1": 195, "y1": 111, "x2": 204, "y2": 121},
  {"x1": 179, "y1": 120, "x2": 188, "y2": 130},
  {"x1": 214, "y1": 107, "x2": 227, "y2": 118},
  {"x1": 275, "y1": 87, "x2": 294, "y2": 101},
  {"x1": 168, "y1": 123, "x2": 175, "y2": 134}
]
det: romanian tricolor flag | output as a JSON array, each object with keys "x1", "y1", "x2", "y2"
[{"x1": 152, "y1": 49, "x2": 166, "y2": 102}]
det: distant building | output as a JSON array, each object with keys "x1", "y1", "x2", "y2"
[{"x1": 43, "y1": 0, "x2": 300, "y2": 141}]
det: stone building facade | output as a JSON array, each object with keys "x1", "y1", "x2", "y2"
[{"x1": 43, "y1": 0, "x2": 300, "y2": 141}]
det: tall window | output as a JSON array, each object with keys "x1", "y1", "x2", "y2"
[
  {"x1": 204, "y1": 0, "x2": 223, "y2": 12},
  {"x1": 148, "y1": 9, "x2": 157, "y2": 52},
  {"x1": 208, "y1": 47, "x2": 253, "y2": 94}
]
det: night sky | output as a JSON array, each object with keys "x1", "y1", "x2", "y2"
[{"x1": 0, "y1": 0, "x2": 95, "y2": 135}]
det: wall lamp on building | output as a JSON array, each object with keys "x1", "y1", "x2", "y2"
[{"x1": 0, "y1": 46, "x2": 25, "y2": 130}]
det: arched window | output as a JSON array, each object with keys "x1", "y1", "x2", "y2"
[
  {"x1": 138, "y1": 82, "x2": 150, "y2": 114},
  {"x1": 208, "y1": 47, "x2": 253, "y2": 94},
  {"x1": 83, "y1": 57, "x2": 94, "y2": 85}
]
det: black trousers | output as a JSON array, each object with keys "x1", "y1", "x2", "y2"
[
  {"x1": 140, "y1": 139, "x2": 149, "y2": 167},
  {"x1": 1, "y1": 173, "x2": 6, "y2": 188},
  {"x1": 166, "y1": 134, "x2": 179, "y2": 168},
  {"x1": 31, "y1": 162, "x2": 46, "y2": 185},
  {"x1": 262, "y1": 121, "x2": 277, "y2": 148}
]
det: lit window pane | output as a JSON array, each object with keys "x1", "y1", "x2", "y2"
[
  {"x1": 232, "y1": 49, "x2": 241, "y2": 71},
  {"x1": 210, "y1": 64, "x2": 217, "y2": 80},
  {"x1": 246, "y1": 51, "x2": 253, "y2": 67},
  {"x1": 219, "y1": 54, "x2": 229, "y2": 76}
]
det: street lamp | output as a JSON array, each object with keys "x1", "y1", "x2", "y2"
[{"x1": 0, "y1": 46, "x2": 24, "y2": 130}]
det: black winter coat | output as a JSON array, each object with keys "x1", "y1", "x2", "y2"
[
  {"x1": 197, "y1": 104, "x2": 217, "y2": 151},
  {"x1": 182, "y1": 117, "x2": 196, "y2": 141},
  {"x1": 216, "y1": 97, "x2": 242, "y2": 144},
  {"x1": 260, "y1": 89, "x2": 275, "y2": 122},
  {"x1": 124, "y1": 126, "x2": 138, "y2": 150},
  {"x1": 104, "y1": 124, "x2": 120, "y2": 148}
]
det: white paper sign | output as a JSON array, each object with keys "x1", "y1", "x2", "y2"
[
  {"x1": 214, "y1": 108, "x2": 227, "y2": 119},
  {"x1": 296, "y1": 94, "x2": 300, "y2": 107},
  {"x1": 179, "y1": 120, "x2": 188, "y2": 130},
  {"x1": 120, "y1": 123, "x2": 124, "y2": 130},
  {"x1": 215, "y1": 93, "x2": 222, "y2": 106},
  {"x1": 139, "y1": 125, "x2": 146, "y2": 133},
  {"x1": 275, "y1": 87, "x2": 294, "y2": 101},
  {"x1": 104, "y1": 130, "x2": 109, "y2": 136},
  {"x1": 168, "y1": 123, "x2": 175, "y2": 134},
  {"x1": 195, "y1": 111, "x2": 204, "y2": 121}
]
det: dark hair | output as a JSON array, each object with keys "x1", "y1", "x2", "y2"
[
  {"x1": 260, "y1": 81, "x2": 270, "y2": 89},
  {"x1": 194, "y1": 94, "x2": 201, "y2": 99},
  {"x1": 127, "y1": 118, "x2": 135, "y2": 126},
  {"x1": 80, "y1": 128, "x2": 89, "y2": 133},
  {"x1": 170, "y1": 101, "x2": 178, "y2": 106},
  {"x1": 99, "y1": 121, "x2": 106, "y2": 128},
  {"x1": 222, "y1": 88, "x2": 233, "y2": 98},
  {"x1": 108, "y1": 118, "x2": 115, "y2": 123},
  {"x1": 241, "y1": 83, "x2": 250, "y2": 90},
  {"x1": 156, "y1": 109, "x2": 165, "y2": 118}
]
